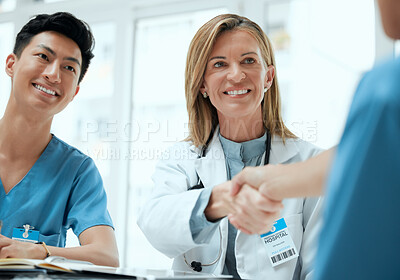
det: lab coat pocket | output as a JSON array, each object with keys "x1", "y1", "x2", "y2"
[
  {"x1": 181, "y1": 230, "x2": 221, "y2": 274},
  {"x1": 39, "y1": 233, "x2": 61, "y2": 246}
]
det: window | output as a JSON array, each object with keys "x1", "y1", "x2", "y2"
[
  {"x1": 0, "y1": 22, "x2": 13, "y2": 115},
  {"x1": 0, "y1": 0, "x2": 16, "y2": 13},
  {"x1": 51, "y1": 22, "x2": 117, "y2": 247},
  {"x1": 265, "y1": 0, "x2": 375, "y2": 149}
]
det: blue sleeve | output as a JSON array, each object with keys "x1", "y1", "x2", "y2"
[
  {"x1": 314, "y1": 61, "x2": 400, "y2": 279},
  {"x1": 66, "y1": 157, "x2": 113, "y2": 237},
  {"x1": 190, "y1": 187, "x2": 220, "y2": 243}
]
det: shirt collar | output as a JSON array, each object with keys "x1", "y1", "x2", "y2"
[{"x1": 218, "y1": 133, "x2": 266, "y2": 161}]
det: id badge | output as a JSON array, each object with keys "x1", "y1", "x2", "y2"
[
  {"x1": 260, "y1": 218, "x2": 298, "y2": 267},
  {"x1": 12, "y1": 224, "x2": 39, "y2": 243}
]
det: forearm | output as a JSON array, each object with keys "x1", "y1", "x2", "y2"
[
  {"x1": 56, "y1": 225, "x2": 119, "y2": 267},
  {"x1": 0, "y1": 227, "x2": 118, "y2": 267},
  {"x1": 264, "y1": 148, "x2": 335, "y2": 200},
  {"x1": 138, "y1": 189, "x2": 211, "y2": 258},
  {"x1": 46, "y1": 243, "x2": 119, "y2": 267}
]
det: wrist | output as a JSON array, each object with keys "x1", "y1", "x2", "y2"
[
  {"x1": 204, "y1": 183, "x2": 232, "y2": 221},
  {"x1": 260, "y1": 164, "x2": 287, "y2": 201},
  {"x1": 35, "y1": 242, "x2": 51, "y2": 259}
]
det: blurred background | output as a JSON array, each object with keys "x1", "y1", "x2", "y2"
[{"x1": 0, "y1": 0, "x2": 398, "y2": 269}]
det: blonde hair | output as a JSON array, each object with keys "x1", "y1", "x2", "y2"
[{"x1": 185, "y1": 14, "x2": 295, "y2": 147}]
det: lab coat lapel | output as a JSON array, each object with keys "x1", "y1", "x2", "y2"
[
  {"x1": 194, "y1": 131, "x2": 228, "y2": 189},
  {"x1": 192, "y1": 132, "x2": 229, "y2": 273},
  {"x1": 268, "y1": 135, "x2": 300, "y2": 164}
]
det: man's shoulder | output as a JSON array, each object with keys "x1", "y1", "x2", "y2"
[
  {"x1": 371, "y1": 57, "x2": 400, "y2": 78},
  {"x1": 359, "y1": 58, "x2": 400, "y2": 105},
  {"x1": 50, "y1": 135, "x2": 92, "y2": 163}
]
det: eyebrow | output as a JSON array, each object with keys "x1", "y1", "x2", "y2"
[
  {"x1": 209, "y1": 56, "x2": 226, "y2": 61},
  {"x1": 209, "y1": 52, "x2": 258, "y2": 61},
  {"x1": 37, "y1": 44, "x2": 81, "y2": 67},
  {"x1": 241, "y1": 51, "x2": 258, "y2": 56}
]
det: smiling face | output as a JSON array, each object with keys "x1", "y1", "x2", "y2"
[
  {"x1": 200, "y1": 30, "x2": 274, "y2": 127},
  {"x1": 5, "y1": 31, "x2": 82, "y2": 118}
]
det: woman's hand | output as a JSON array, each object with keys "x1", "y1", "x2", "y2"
[
  {"x1": 204, "y1": 181, "x2": 283, "y2": 235},
  {"x1": 228, "y1": 183, "x2": 282, "y2": 235}
]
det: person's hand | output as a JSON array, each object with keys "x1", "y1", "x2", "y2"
[
  {"x1": 204, "y1": 181, "x2": 283, "y2": 235},
  {"x1": 0, "y1": 234, "x2": 47, "y2": 259},
  {"x1": 232, "y1": 149, "x2": 334, "y2": 200},
  {"x1": 228, "y1": 183, "x2": 282, "y2": 235},
  {"x1": 231, "y1": 165, "x2": 284, "y2": 200}
]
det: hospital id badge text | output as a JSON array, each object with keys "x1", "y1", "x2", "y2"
[{"x1": 260, "y1": 218, "x2": 298, "y2": 267}]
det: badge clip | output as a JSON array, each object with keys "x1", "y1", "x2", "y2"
[{"x1": 12, "y1": 224, "x2": 40, "y2": 243}]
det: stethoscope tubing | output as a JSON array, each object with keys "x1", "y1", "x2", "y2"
[{"x1": 184, "y1": 130, "x2": 272, "y2": 271}]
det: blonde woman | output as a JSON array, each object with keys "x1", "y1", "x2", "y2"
[{"x1": 138, "y1": 14, "x2": 323, "y2": 279}]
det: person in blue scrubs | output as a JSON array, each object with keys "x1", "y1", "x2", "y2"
[
  {"x1": 231, "y1": 0, "x2": 400, "y2": 278},
  {"x1": 0, "y1": 12, "x2": 119, "y2": 267},
  {"x1": 313, "y1": 0, "x2": 400, "y2": 278}
]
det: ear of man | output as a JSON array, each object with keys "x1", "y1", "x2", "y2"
[
  {"x1": 72, "y1": 86, "x2": 80, "y2": 101},
  {"x1": 5, "y1": 53, "x2": 17, "y2": 78}
]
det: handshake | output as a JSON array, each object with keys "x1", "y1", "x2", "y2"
[{"x1": 205, "y1": 149, "x2": 332, "y2": 235}]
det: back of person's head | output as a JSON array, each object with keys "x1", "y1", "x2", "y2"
[
  {"x1": 13, "y1": 12, "x2": 94, "y2": 84},
  {"x1": 185, "y1": 14, "x2": 294, "y2": 147}
]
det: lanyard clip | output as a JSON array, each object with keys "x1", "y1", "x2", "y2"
[
  {"x1": 270, "y1": 221, "x2": 277, "y2": 233},
  {"x1": 22, "y1": 224, "x2": 34, "y2": 238}
]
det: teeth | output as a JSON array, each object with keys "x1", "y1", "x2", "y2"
[
  {"x1": 226, "y1": 89, "x2": 248, "y2": 95},
  {"x1": 34, "y1": 84, "x2": 56, "y2": 96}
]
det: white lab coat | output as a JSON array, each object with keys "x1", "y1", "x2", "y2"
[{"x1": 138, "y1": 129, "x2": 323, "y2": 279}]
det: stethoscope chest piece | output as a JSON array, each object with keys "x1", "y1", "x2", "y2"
[{"x1": 191, "y1": 261, "x2": 202, "y2": 272}]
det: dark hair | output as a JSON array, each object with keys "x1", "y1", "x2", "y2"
[{"x1": 13, "y1": 12, "x2": 94, "y2": 84}]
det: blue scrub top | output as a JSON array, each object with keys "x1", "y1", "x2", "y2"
[
  {"x1": 0, "y1": 135, "x2": 113, "y2": 247},
  {"x1": 315, "y1": 58, "x2": 400, "y2": 279}
]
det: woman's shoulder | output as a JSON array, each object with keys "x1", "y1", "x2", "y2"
[
  {"x1": 287, "y1": 137, "x2": 322, "y2": 155},
  {"x1": 159, "y1": 140, "x2": 200, "y2": 162},
  {"x1": 271, "y1": 135, "x2": 322, "y2": 164}
]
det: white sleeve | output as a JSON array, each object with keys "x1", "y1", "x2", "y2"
[{"x1": 137, "y1": 144, "x2": 216, "y2": 258}]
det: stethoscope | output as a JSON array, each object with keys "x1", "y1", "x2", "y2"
[{"x1": 184, "y1": 129, "x2": 272, "y2": 272}]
